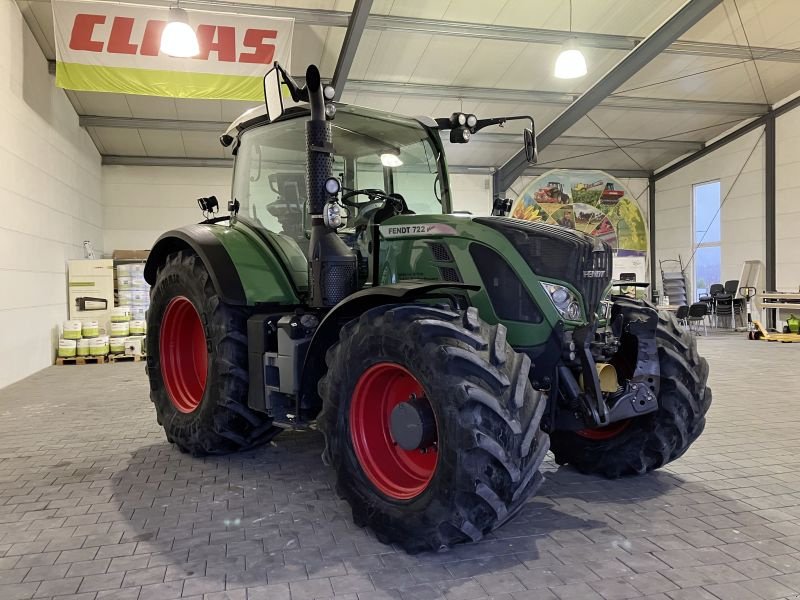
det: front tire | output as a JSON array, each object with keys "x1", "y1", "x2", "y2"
[
  {"x1": 318, "y1": 304, "x2": 549, "y2": 553},
  {"x1": 549, "y1": 311, "x2": 711, "y2": 477},
  {"x1": 146, "y1": 250, "x2": 281, "y2": 455}
]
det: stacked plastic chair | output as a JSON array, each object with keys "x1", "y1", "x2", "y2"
[
  {"x1": 660, "y1": 258, "x2": 689, "y2": 307},
  {"x1": 687, "y1": 303, "x2": 709, "y2": 335},
  {"x1": 714, "y1": 280, "x2": 745, "y2": 329}
]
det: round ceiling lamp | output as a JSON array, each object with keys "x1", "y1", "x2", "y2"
[
  {"x1": 160, "y1": 6, "x2": 199, "y2": 58},
  {"x1": 554, "y1": 0, "x2": 587, "y2": 79}
]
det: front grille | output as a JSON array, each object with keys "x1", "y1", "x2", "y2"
[
  {"x1": 475, "y1": 217, "x2": 612, "y2": 316},
  {"x1": 583, "y1": 249, "x2": 610, "y2": 317},
  {"x1": 470, "y1": 243, "x2": 542, "y2": 323}
]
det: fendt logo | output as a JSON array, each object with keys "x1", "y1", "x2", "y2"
[
  {"x1": 379, "y1": 224, "x2": 459, "y2": 239},
  {"x1": 68, "y1": 13, "x2": 278, "y2": 63},
  {"x1": 583, "y1": 270, "x2": 608, "y2": 278}
]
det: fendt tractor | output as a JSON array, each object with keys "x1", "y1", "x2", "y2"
[{"x1": 144, "y1": 63, "x2": 711, "y2": 553}]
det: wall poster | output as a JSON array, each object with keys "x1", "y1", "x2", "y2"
[{"x1": 510, "y1": 169, "x2": 649, "y2": 282}]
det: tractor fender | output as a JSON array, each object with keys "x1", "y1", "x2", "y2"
[
  {"x1": 300, "y1": 281, "x2": 480, "y2": 412},
  {"x1": 145, "y1": 223, "x2": 302, "y2": 307},
  {"x1": 145, "y1": 225, "x2": 248, "y2": 305}
]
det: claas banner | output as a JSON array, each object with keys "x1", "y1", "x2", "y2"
[{"x1": 52, "y1": 0, "x2": 293, "y2": 100}]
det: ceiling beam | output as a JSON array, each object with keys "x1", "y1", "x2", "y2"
[
  {"x1": 81, "y1": 116, "x2": 229, "y2": 132},
  {"x1": 102, "y1": 156, "x2": 233, "y2": 167},
  {"x1": 50, "y1": 61, "x2": 766, "y2": 116},
  {"x1": 494, "y1": 0, "x2": 723, "y2": 194},
  {"x1": 343, "y1": 79, "x2": 766, "y2": 115},
  {"x1": 80, "y1": 115, "x2": 702, "y2": 153},
  {"x1": 34, "y1": 0, "x2": 800, "y2": 63},
  {"x1": 101, "y1": 154, "x2": 650, "y2": 178},
  {"x1": 460, "y1": 132, "x2": 702, "y2": 152},
  {"x1": 331, "y1": 0, "x2": 372, "y2": 101}
]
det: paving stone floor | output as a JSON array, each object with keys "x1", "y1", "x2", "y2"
[{"x1": 0, "y1": 333, "x2": 798, "y2": 599}]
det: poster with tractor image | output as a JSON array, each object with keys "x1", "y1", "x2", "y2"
[{"x1": 511, "y1": 169, "x2": 649, "y2": 280}]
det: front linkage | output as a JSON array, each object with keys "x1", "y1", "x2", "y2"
[{"x1": 550, "y1": 299, "x2": 661, "y2": 435}]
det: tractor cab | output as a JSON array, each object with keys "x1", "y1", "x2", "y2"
[
  {"x1": 226, "y1": 104, "x2": 449, "y2": 286},
  {"x1": 223, "y1": 64, "x2": 534, "y2": 296}
]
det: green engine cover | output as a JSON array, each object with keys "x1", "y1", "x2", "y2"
[{"x1": 376, "y1": 214, "x2": 588, "y2": 348}]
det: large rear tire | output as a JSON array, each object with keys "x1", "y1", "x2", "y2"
[
  {"x1": 549, "y1": 311, "x2": 711, "y2": 477},
  {"x1": 146, "y1": 250, "x2": 281, "y2": 455},
  {"x1": 318, "y1": 304, "x2": 549, "y2": 553}
]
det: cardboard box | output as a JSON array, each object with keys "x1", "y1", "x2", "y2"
[
  {"x1": 112, "y1": 250, "x2": 150, "y2": 261},
  {"x1": 68, "y1": 259, "x2": 114, "y2": 325}
]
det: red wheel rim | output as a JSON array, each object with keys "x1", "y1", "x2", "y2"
[
  {"x1": 160, "y1": 296, "x2": 208, "y2": 414},
  {"x1": 576, "y1": 419, "x2": 630, "y2": 440},
  {"x1": 349, "y1": 363, "x2": 438, "y2": 500}
]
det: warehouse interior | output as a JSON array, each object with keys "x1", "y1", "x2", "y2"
[{"x1": 1, "y1": 0, "x2": 800, "y2": 598}]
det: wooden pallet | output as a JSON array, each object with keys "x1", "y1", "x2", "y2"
[
  {"x1": 751, "y1": 320, "x2": 800, "y2": 343},
  {"x1": 108, "y1": 353, "x2": 145, "y2": 363},
  {"x1": 55, "y1": 355, "x2": 106, "y2": 365}
]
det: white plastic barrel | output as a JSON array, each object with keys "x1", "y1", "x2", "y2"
[
  {"x1": 62, "y1": 321, "x2": 82, "y2": 340},
  {"x1": 58, "y1": 339, "x2": 77, "y2": 357},
  {"x1": 110, "y1": 321, "x2": 130, "y2": 337},
  {"x1": 117, "y1": 291, "x2": 133, "y2": 305},
  {"x1": 110, "y1": 306, "x2": 131, "y2": 322},
  {"x1": 81, "y1": 320, "x2": 99, "y2": 338},
  {"x1": 76, "y1": 338, "x2": 90, "y2": 356},
  {"x1": 110, "y1": 337, "x2": 125, "y2": 354}
]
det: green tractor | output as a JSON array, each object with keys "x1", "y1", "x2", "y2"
[{"x1": 144, "y1": 63, "x2": 711, "y2": 553}]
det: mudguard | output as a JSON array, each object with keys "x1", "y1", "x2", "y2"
[
  {"x1": 144, "y1": 222, "x2": 301, "y2": 307},
  {"x1": 299, "y1": 280, "x2": 479, "y2": 412}
]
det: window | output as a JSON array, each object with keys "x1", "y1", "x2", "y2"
[
  {"x1": 231, "y1": 106, "x2": 447, "y2": 251},
  {"x1": 692, "y1": 181, "x2": 721, "y2": 300}
]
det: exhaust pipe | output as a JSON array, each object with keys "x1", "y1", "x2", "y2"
[{"x1": 304, "y1": 65, "x2": 356, "y2": 308}]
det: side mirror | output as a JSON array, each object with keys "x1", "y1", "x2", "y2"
[
  {"x1": 524, "y1": 128, "x2": 537, "y2": 164},
  {"x1": 264, "y1": 66, "x2": 284, "y2": 121}
]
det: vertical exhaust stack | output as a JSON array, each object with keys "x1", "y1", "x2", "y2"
[{"x1": 304, "y1": 65, "x2": 357, "y2": 308}]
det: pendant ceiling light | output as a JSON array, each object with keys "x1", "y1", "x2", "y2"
[
  {"x1": 160, "y1": 5, "x2": 199, "y2": 58},
  {"x1": 554, "y1": 0, "x2": 587, "y2": 79}
]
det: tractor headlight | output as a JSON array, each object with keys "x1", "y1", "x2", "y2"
[
  {"x1": 599, "y1": 299, "x2": 613, "y2": 320},
  {"x1": 542, "y1": 282, "x2": 582, "y2": 321},
  {"x1": 323, "y1": 201, "x2": 345, "y2": 229}
]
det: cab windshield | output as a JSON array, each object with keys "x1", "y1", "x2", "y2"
[{"x1": 232, "y1": 106, "x2": 448, "y2": 244}]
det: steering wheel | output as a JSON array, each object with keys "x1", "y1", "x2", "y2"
[{"x1": 340, "y1": 188, "x2": 392, "y2": 209}]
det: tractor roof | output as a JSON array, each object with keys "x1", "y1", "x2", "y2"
[{"x1": 222, "y1": 103, "x2": 438, "y2": 147}]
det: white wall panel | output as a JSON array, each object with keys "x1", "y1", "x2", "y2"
[
  {"x1": 655, "y1": 128, "x2": 766, "y2": 311},
  {"x1": 450, "y1": 174, "x2": 492, "y2": 215},
  {"x1": 0, "y1": 0, "x2": 102, "y2": 389},
  {"x1": 102, "y1": 166, "x2": 230, "y2": 251}
]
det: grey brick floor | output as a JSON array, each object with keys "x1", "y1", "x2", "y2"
[{"x1": 0, "y1": 333, "x2": 798, "y2": 599}]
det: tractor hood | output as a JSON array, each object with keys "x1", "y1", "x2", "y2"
[
  {"x1": 379, "y1": 213, "x2": 613, "y2": 318},
  {"x1": 474, "y1": 216, "x2": 613, "y2": 315}
]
